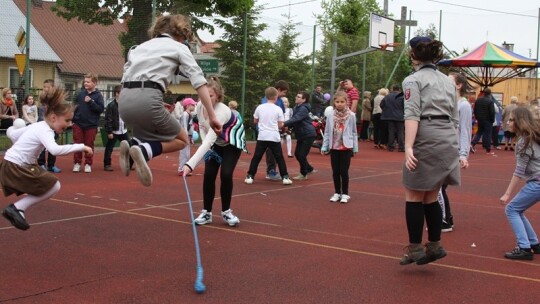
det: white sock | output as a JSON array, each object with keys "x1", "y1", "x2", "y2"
[
  {"x1": 14, "y1": 181, "x2": 61, "y2": 216},
  {"x1": 140, "y1": 142, "x2": 153, "y2": 159}
]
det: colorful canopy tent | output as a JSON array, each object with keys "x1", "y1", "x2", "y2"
[{"x1": 438, "y1": 41, "x2": 539, "y2": 89}]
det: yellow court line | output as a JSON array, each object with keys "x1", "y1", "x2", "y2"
[{"x1": 49, "y1": 197, "x2": 540, "y2": 284}]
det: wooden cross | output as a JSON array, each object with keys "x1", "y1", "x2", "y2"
[{"x1": 394, "y1": 6, "x2": 418, "y2": 43}]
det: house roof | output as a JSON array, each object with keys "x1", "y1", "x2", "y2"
[
  {"x1": 0, "y1": 0, "x2": 61, "y2": 62},
  {"x1": 13, "y1": 0, "x2": 126, "y2": 79}
]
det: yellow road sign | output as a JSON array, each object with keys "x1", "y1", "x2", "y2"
[
  {"x1": 15, "y1": 26, "x2": 26, "y2": 53},
  {"x1": 15, "y1": 54, "x2": 26, "y2": 76}
]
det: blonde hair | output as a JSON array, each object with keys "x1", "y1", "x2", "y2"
[
  {"x1": 378, "y1": 88, "x2": 389, "y2": 96},
  {"x1": 84, "y1": 73, "x2": 98, "y2": 84},
  {"x1": 207, "y1": 75, "x2": 224, "y2": 103},
  {"x1": 149, "y1": 14, "x2": 194, "y2": 41},
  {"x1": 265, "y1": 87, "x2": 278, "y2": 100},
  {"x1": 282, "y1": 96, "x2": 289, "y2": 106},
  {"x1": 228, "y1": 100, "x2": 238, "y2": 110},
  {"x1": 510, "y1": 96, "x2": 518, "y2": 104}
]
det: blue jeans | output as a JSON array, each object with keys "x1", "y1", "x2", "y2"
[{"x1": 505, "y1": 181, "x2": 540, "y2": 249}]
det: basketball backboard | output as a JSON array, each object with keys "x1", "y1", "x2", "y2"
[{"x1": 369, "y1": 13, "x2": 395, "y2": 52}]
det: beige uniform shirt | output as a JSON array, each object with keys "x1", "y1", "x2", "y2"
[
  {"x1": 122, "y1": 34, "x2": 206, "y2": 91},
  {"x1": 402, "y1": 64, "x2": 458, "y2": 128}
]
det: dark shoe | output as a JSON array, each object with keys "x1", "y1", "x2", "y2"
[
  {"x1": 531, "y1": 244, "x2": 540, "y2": 254},
  {"x1": 504, "y1": 146, "x2": 508, "y2": 151},
  {"x1": 104, "y1": 165, "x2": 114, "y2": 172},
  {"x1": 510, "y1": 146, "x2": 515, "y2": 151},
  {"x1": 504, "y1": 247, "x2": 533, "y2": 260},
  {"x1": 398, "y1": 149, "x2": 405, "y2": 152},
  {"x1": 416, "y1": 241, "x2": 447, "y2": 265},
  {"x1": 2, "y1": 204, "x2": 30, "y2": 230},
  {"x1": 288, "y1": 155, "x2": 294, "y2": 158},
  {"x1": 441, "y1": 220, "x2": 453, "y2": 233},
  {"x1": 399, "y1": 244, "x2": 425, "y2": 265}
]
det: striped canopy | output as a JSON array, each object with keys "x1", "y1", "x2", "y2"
[{"x1": 438, "y1": 42, "x2": 540, "y2": 68}]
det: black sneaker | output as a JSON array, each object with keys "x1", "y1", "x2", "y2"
[
  {"x1": 530, "y1": 244, "x2": 540, "y2": 254},
  {"x1": 2, "y1": 204, "x2": 30, "y2": 230},
  {"x1": 504, "y1": 247, "x2": 533, "y2": 260},
  {"x1": 441, "y1": 221, "x2": 453, "y2": 232}
]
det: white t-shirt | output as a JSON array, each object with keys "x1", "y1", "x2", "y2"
[
  {"x1": 5, "y1": 121, "x2": 85, "y2": 166},
  {"x1": 254, "y1": 103, "x2": 284, "y2": 142}
]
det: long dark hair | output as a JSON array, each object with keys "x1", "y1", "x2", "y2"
[{"x1": 410, "y1": 40, "x2": 444, "y2": 63}]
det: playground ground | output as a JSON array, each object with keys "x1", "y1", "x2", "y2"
[{"x1": 1, "y1": 141, "x2": 539, "y2": 303}]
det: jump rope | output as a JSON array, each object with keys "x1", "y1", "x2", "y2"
[{"x1": 182, "y1": 174, "x2": 206, "y2": 294}]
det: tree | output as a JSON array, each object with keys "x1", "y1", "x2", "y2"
[
  {"x1": 213, "y1": 7, "x2": 275, "y2": 121},
  {"x1": 52, "y1": 0, "x2": 254, "y2": 57},
  {"x1": 315, "y1": 0, "x2": 411, "y2": 98}
]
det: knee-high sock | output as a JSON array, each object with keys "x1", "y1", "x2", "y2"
[
  {"x1": 406, "y1": 201, "x2": 424, "y2": 244},
  {"x1": 14, "y1": 181, "x2": 61, "y2": 215},
  {"x1": 424, "y1": 201, "x2": 442, "y2": 242}
]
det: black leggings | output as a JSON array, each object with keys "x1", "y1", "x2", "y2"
[
  {"x1": 203, "y1": 145, "x2": 242, "y2": 212},
  {"x1": 330, "y1": 149, "x2": 352, "y2": 195}
]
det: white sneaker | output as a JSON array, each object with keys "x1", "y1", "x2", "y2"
[
  {"x1": 282, "y1": 177, "x2": 293, "y2": 185},
  {"x1": 221, "y1": 209, "x2": 240, "y2": 227},
  {"x1": 84, "y1": 164, "x2": 91, "y2": 173},
  {"x1": 329, "y1": 193, "x2": 341, "y2": 202},
  {"x1": 73, "y1": 163, "x2": 81, "y2": 172},
  {"x1": 129, "y1": 146, "x2": 153, "y2": 187},
  {"x1": 244, "y1": 176, "x2": 254, "y2": 184},
  {"x1": 340, "y1": 194, "x2": 351, "y2": 203},
  {"x1": 119, "y1": 140, "x2": 131, "y2": 176},
  {"x1": 194, "y1": 210, "x2": 212, "y2": 225}
]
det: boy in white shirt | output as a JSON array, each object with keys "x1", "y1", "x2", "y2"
[{"x1": 245, "y1": 87, "x2": 292, "y2": 185}]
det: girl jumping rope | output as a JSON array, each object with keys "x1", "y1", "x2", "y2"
[
  {"x1": 1, "y1": 87, "x2": 92, "y2": 230},
  {"x1": 320, "y1": 91, "x2": 358, "y2": 203}
]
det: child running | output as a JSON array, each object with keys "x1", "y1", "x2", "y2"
[
  {"x1": 182, "y1": 76, "x2": 247, "y2": 226},
  {"x1": 320, "y1": 92, "x2": 358, "y2": 203},
  {"x1": 119, "y1": 14, "x2": 221, "y2": 187},
  {"x1": 499, "y1": 106, "x2": 540, "y2": 260},
  {"x1": 1, "y1": 87, "x2": 92, "y2": 230}
]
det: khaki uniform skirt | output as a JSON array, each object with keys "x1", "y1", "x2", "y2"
[
  {"x1": 119, "y1": 88, "x2": 181, "y2": 142},
  {"x1": 0, "y1": 160, "x2": 58, "y2": 196},
  {"x1": 402, "y1": 118, "x2": 460, "y2": 191}
]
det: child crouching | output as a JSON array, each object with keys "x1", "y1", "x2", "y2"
[{"x1": 1, "y1": 87, "x2": 92, "y2": 230}]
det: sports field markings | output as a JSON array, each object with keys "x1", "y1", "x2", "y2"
[
  {"x1": 0, "y1": 212, "x2": 117, "y2": 230},
  {"x1": 42, "y1": 197, "x2": 540, "y2": 283}
]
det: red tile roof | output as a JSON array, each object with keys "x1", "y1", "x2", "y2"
[
  {"x1": 13, "y1": 0, "x2": 125, "y2": 79},
  {"x1": 200, "y1": 41, "x2": 220, "y2": 54}
]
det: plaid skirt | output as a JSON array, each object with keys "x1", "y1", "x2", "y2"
[{"x1": 0, "y1": 160, "x2": 58, "y2": 196}]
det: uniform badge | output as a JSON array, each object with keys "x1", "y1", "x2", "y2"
[{"x1": 405, "y1": 88, "x2": 411, "y2": 100}]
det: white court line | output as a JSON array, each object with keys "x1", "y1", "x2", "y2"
[{"x1": 0, "y1": 212, "x2": 117, "y2": 230}]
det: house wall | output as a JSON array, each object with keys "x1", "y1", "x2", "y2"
[
  {"x1": 473, "y1": 77, "x2": 540, "y2": 105},
  {"x1": 0, "y1": 58, "x2": 57, "y2": 90}
]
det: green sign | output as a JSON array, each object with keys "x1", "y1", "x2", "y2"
[{"x1": 197, "y1": 59, "x2": 219, "y2": 73}]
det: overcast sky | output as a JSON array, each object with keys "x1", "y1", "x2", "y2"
[{"x1": 198, "y1": 0, "x2": 540, "y2": 59}]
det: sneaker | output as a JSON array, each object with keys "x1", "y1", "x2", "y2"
[
  {"x1": 119, "y1": 140, "x2": 131, "y2": 177},
  {"x1": 470, "y1": 145, "x2": 476, "y2": 154},
  {"x1": 486, "y1": 151, "x2": 496, "y2": 156},
  {"x1": 306, "y1": 169, "x2": 318, "y2": 175},
  {"x1": 84, "y1": 164, "x2": 92, "y2": 173},
  {"x1": 416, "y1": 241, "x2": 447, "y2": 265},
  {"x1": 504, "y1": 247, "x2": 534, "y2": 260},
  {"x1": 441, "y1": 220, "x2": 453, "y2": 232},
  {"x1": 329, "y1": 193, "x2": 341, "y2": 202},
  {"x1": 221, "y1": 209, "x2": 240, "y2": 227},
  {"x1": 340, "y1": 194, "x2": 351, "y2": 203},
  {"x1": 129, "y1": 146, "x2": 153, "y2": 187},
  {"x1": 194, "y1": 210, "x2": 212, "y2": 225},
  {"x1": 265, "y1": 170, "x2": 281, "y2": 180},
  {"x1": 293, "y1": 174, "x2": 308, "y2": 181},
  {"x1": 244, "y1": 176, "x2": 254, "y2": 184},
  {"x1": 40, "y1": 165, "x2": 46, "y2": 170},
  {"x1": 399, "y1": 244, "x2": 425, "y2": 265},
  {"x1": 282, "y1": 177, "x2": 293, "y2": 185},
  {"x1": 104, "y1": 165, "x2": 114, "y2": 172},
  {"x1": 73, "y1": 163, "x2": 81, "y2": 173},
  {"x1": 531, "y1": 243, "x2": 540, "y2": 254},
  {"x1": 2, "y1": 204, "x2": 30, "y2": 230},
  {"x1": 48, "y1": 166, "x2": 61, "y2": 173}
]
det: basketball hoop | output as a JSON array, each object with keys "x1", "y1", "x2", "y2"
[{"x1": 379, "y1": 43, "x2": 401, "y2": 51}]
